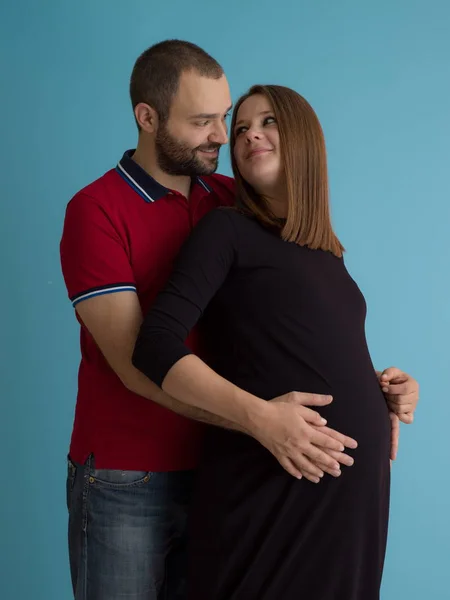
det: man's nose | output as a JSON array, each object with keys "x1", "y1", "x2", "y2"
[{"x1": 210, "y1": 120, "x2": 229, "y2": 145}]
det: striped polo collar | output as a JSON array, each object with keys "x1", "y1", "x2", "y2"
[{"x1": 116, "y1": 149, "x2": 212, "y2": 203}]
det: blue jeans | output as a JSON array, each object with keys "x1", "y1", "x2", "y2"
[{"x1": 66, "y1": 454, "x2": 195, "y2": 600}]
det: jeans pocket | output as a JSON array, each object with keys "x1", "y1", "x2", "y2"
[
  {"x1": 66, "y1": 457, "x2": 77, "y2": 511},
  {"x1": 88, "y1": 468, "x2": 153, "y2": 489}
]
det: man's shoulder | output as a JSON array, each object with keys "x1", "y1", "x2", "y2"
[
  {"x1": 202, "y1": 173, "x2": 236, "y2": 206},
  {"x1": 67, "y1": 167, "x2": 122, "y2": 210}
]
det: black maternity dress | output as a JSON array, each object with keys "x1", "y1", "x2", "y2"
[{"x1": 134, "y1": 207, "x2": 391, "y2": 600}]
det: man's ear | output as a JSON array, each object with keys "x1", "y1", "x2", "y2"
[{"x1": 134, "y1": 103, "x2": 159, "y2": 133}]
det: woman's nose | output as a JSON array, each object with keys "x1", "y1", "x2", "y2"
[{"x1": 245, "y1": 129, "x2": 262, "y2": 143}]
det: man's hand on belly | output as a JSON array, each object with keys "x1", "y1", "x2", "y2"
[
  {"x1": 377, "y1": 367, "x2": 419, "y2": 425},
  {"x1": 376, "y1": 367, "x2": 419, "y2": 464}
]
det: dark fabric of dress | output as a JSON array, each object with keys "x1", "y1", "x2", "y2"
[{"x1": 134, "y1": 208, "x2": 391, "y2": 600}]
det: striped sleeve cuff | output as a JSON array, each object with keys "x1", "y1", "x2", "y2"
[{"x1": 71, "y1": 283, "x2": 137, "y2": 307}]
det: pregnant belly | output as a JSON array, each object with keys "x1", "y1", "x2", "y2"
[
  {"x1": 314, "y1": 383, "x2": 391, "y2": 463},
  {"x1": 205, "y1": 371, "x2": 391, "y2": 474}
]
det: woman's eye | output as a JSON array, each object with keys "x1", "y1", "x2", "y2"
[
  {"x1": 264, "y1": 116, "x2": 276, "y2": 126},
  {"x1": 235, "y1": 126, "x2": 247, "y2": 136}
]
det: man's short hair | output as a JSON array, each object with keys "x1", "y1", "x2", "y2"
[{"x1": 130, "y1": 39, "x2": 224, "y2": 125}]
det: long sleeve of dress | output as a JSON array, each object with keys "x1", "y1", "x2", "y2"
[{"x1": 132, "y1": 208, "x2": 238, "y2": 387}]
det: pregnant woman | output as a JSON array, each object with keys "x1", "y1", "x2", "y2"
[{"x1": 133, "y1": 84, "x2": 392, "y2": 599}]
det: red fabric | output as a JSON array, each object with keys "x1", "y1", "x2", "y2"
[{"x1": 60, "y1": 166, "x2": 235, "y2": 470}]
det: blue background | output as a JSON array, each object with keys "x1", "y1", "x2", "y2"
[{"x1": 1, "y1": 1, "x2": 448, "y2": 598}]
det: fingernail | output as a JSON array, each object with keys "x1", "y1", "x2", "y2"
[
  {"x1": 332, "y1": 470, "x2": 341, "y2": 477},
  {"x1": 320, "y1": 418, "x2": 327, "y2": 425},
  {"x1": 339, "y1": 445, "x2": 345, "y2": 452},
  {"x1": 382, "y1": 387, "x2": 389, "y2": 393}
]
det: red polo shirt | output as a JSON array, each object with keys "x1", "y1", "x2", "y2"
[{"x1": 60, "y1": 150, "x2": 235, "y2": 471}]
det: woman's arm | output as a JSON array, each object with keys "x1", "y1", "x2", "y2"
[
  {"x1": 133, "y1": 210, "x2": 272, "y2": 431},
  {"x1": 133, "y1": 209, "x2": 351, "y2": 481}
]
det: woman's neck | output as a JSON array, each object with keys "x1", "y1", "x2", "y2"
[{"x1": 261, "y1": 192, "x2": 288, "y2": 219}]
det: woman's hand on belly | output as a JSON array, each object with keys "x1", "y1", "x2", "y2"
[
  {"x1": 305, "y1": 424, "x2": 357, "y2": 478},
  {"x1": 251, "y1": 392, "x2": 358, "y2": 484}
]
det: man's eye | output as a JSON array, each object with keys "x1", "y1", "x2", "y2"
[{"x1": 197, "y1": 121, "x2": 210, "y2": 127}]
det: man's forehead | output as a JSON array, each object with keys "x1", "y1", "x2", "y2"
[{"x1": 173, "y1": 71, "x2": 232, "y2": 115}]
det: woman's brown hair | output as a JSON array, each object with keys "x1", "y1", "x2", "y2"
[{"x1": 230, "y1": 85, "x2": 344, "y2": 257}]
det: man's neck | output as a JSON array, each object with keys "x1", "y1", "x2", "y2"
[{"x1": 132, "y1": 142, "x2": 192, "y2": 199}]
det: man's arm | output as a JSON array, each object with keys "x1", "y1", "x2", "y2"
[
  {"x1": 76, "y1": 291, "x2": 356, "y2": 483},
  {"x1": 75, "y1": 291, "x2": 248, "y2": 432}
]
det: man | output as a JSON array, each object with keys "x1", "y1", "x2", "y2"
[{"x1": 60, "y1": 40, "x2": 419, "y2": 600}]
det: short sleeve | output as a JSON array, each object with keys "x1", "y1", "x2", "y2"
[
  {"x1": 60, "y1": 192, "x2": 136, "y2": 307},
  {"x1": 132, "y1": 208, "x2": 238, "y2": 387}
]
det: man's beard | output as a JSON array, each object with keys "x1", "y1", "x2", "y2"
[{"x1": 155, "y1": 122, "x2": 220, "y2": 176}]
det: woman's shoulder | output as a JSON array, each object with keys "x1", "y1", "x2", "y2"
[
  {"x1": 213, "y1": 206, "x2": 261, "y2": 226},
  {"x1": 197, "y1": 206, "x2": 256, "y2": 231},
  {"x1": 188, "y1": 208, "x2": 244, "y2": 250}
]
